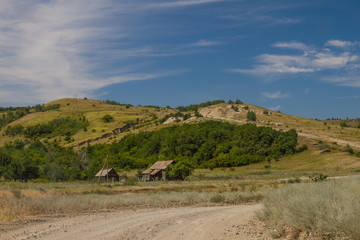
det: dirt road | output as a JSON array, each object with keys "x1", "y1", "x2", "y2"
[{"x1": 0, "y1": 204, "x2": 272, "y2": 240}]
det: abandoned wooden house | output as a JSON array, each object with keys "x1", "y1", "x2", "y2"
[
  {"x1": 94, "y1": 168, "x2": 120, "y2": 181},
  {"x1": 142, "y1": 160, "x2": 174, "y2": 181}
]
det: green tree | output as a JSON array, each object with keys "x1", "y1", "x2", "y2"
[
  {"x1": 101, "y1": 114, "x2": 114, "y2": 123},
  {"x1": 167, "y1": 159, "x2": 194, "y2": 180},
  {"x1": 247, "y1": 111, "x2": 256, "y2": 121}
]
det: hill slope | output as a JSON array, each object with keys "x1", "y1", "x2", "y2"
[{"x1": 1, "y1": 98, "x2": 359, "y2": 151}]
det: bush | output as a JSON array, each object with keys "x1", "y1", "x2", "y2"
[
  {"x1": 101, "y1": 114, "x2": 114, "y2": 123},
  {"x1": 296, "y1": 144, "x2": 308, "y2": 153},
  {"x1": 246, "y1": 111, "x2": 256, "y2": 121},
  {"x1": 309, "y1": 173, "x2": 327, "y2": 182},
  {"x1": 210, "y1": 194, "x2": 225, "y2": 203},
  {"x1": 340, "y1": 122, "x2": 349, "y2": 127},
  {"x1": 231, "y1": 105, "x2": 239, "y2": 112},
  {"x1": 167, "y1": 160, "x2": 194, "y2": 180},
  {"x1": 345, "y1": 145, "x2": 354, "y2": 155}
]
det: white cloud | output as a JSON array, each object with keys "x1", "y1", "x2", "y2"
[
  {"x1": 231, "y1": 40, "x2": 360, "y2": 86},
  {"x1": 312, "y1": 52, "x2": 358, "y2": 69},
  {"x1": 272, "y1": 41, "x2": 309, "y2": 51},
  {"x1": 323, "y1": 76, "x2": 360, "y2": 88},
  {"x1": 0, "y1": 1, "x2": 194, "y2": 105},
  {"x1": 148, "y1": 0, "x2": 225, "y2": 8},
  {"x1": 221, "y1": 2, "x2": 304, "y2": 27},
  {"x1": 268, "y1": 105, "x2": 281, "y2": 111},
  {"x1": 193, "y1": 40, "x2": 224, "y2": 47},
  {"x1": 335, "y1": 95, "x2": 360, "y2": 99},
  {"x1": 261, "y1": 91, "x2": 289, "y2": 99},
  {"x1": 325, "y1": 40, "x2": 356, "y2": 48}
]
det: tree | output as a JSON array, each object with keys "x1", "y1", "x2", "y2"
[
  {"x1": 167, "y1": 159, "x2": 194, "y2": 180},
  {"x1": 247, "y1": 111, "x2": 256, "y2": 121},
  {"x1": 101, "y1": 114, "x2": 114, "y2": 123}
]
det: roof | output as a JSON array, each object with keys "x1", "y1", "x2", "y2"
[
  {"x1": 142, "y1": 160, "x2": 174, "y2": 174},
  {"x1": 95, "y1": 168, "x2": 118, "y2": 177}
]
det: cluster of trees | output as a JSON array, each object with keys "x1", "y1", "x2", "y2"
[
  {"x1": 0, "y1": 140, "x2": 81, "y2": 181},
  {"x1": 87, "y1": 121, "x2": 298, "y2": 171},
  {"x1": 5, "y1": 117, "x2": 89, "y2": 139},
  {"x1": 0, "y1": 107, "x2": 30, "y2": 130},
  {"x1": 176, "y1": 100, "x2": 226, "y2": 112},
  {"x1": 104, "y1": 100, "x2": 132, "y2": 108},
  {"x1": 0, "y1": 121, "x2": 300, "y2": 181},
  {"x1": 33, "y1": 104, "x2": 60, "y2": 112}
]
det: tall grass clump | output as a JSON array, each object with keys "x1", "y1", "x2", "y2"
[{"x1": 259, "y1": 177, "x2": 360, "y2": 239}]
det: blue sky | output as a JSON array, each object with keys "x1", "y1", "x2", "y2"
[{"x1": 0, "y1": 0, "x2": 359, "y2": 119}]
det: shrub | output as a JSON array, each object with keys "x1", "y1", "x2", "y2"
[
  {"x1": 101, "y1": 114, "x2": 114, "y2": 123},
  {"x1": 296, "y1": 144, "x2": 308, "y2": 153},
  {"x1": 340, "y1": 122, "x2": 349, "y2": 127},
  {"x1": 231, "y1": 105, "x2": 239, "y2": 112},
  {"x1": 345, "y1": 145, "x2": 354, "y2": 155},
  {"x1": 309, "y1": 173, "x2": 327, "y2": 182},
  {"x1": 246, "y1": 111, "x2": 256, "y2": 121},
  {"x1": 167, "y1": 160, "x2": 194, "y2": 180},
  {"x1": 210, "y1": 194, "x2": 225, "y2": 203},
  {"x1": 11, "y1": 189, "x2": 22, "y2": 198}
]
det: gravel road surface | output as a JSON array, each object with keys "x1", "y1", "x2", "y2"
[{"x1": 1, "y1": 204, "x2": 273, "y2": 240}]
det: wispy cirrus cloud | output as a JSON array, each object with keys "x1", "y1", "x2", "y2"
[
  {"x1": 230, "y1": 40, "x2": 360, "y2": 87},
  {"x1": 268, "y1": 105, "x2": 281, "y2": 111},
  {"x1": 261, "y1": 91, "x2": 290, "y2": 99},
  {"x1": 272, "y1": 41, "x2": 309, "y2": 51},
  {"x1": 221, "y1": 2, "x2": 304, "y2": 27},
  {"x1": 1, "y1": 0, "x2": 226, "y2": 105},
  {"x1": 193, "y1": 40, "x2": 224, "y2": 47},
  {"x1": 323, "y1": 76, "x2": 360, "y2": 88},
  {"x1": 325, "y1": 40, "x2": 357, "y2": 48},
  {"x1": 148, "y1": 0, "x2": 226, "y2": 8}
]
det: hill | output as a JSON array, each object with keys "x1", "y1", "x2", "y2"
[
  {"x1": 0, "y1": 98, "x2": 359, "y2": 181},
  {"x1": 1, "y1": 98, "x2": 359, "y2": 150},
  {"x1": 0, "y1": 98, "x2": 173, "y2": 148}
]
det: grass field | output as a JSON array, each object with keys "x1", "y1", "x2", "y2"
[
  {"x1": 0, "y1": 178, "x2": 265, "y2": 223},
  {"x1": 260, "y1": 176, "x2": 360, "y2": 239}
]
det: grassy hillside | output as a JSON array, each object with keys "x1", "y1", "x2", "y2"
[
  {"x1": 0, "y1": 98, "x2": 173, "y2": 148},
  {"x1": 0, "y1": 98, "x2": 359, "y2": 176},
  {"x1": 198, "y1": 103, "x2": 360, "y2": 150},
  {"x1": 1, "y1": 99, "x2": 359, "y2": 150}
]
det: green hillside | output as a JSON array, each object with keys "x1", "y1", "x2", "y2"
[{"x1": 0, "y1": 98, "x2": 359, "y2": 182}]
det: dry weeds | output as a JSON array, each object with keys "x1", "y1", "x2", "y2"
[{"x1": 259, "y1": 176, "x2": 360, "y2": 240}]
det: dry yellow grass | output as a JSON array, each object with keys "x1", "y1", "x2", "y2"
[
  {"x1": 0, "y1": 180, "x2": 264, "y2": 223},
  {"x1": 259, "y1": 176, "x2": 360, "y2": 239}
]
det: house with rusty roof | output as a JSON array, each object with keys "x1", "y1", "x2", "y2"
[
  {"x1": 141, "y1": 160, "x2": 174, "y2": 181},
  {"x1": 94, "y1": 168, "x2": 120, "y2": 181}
]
